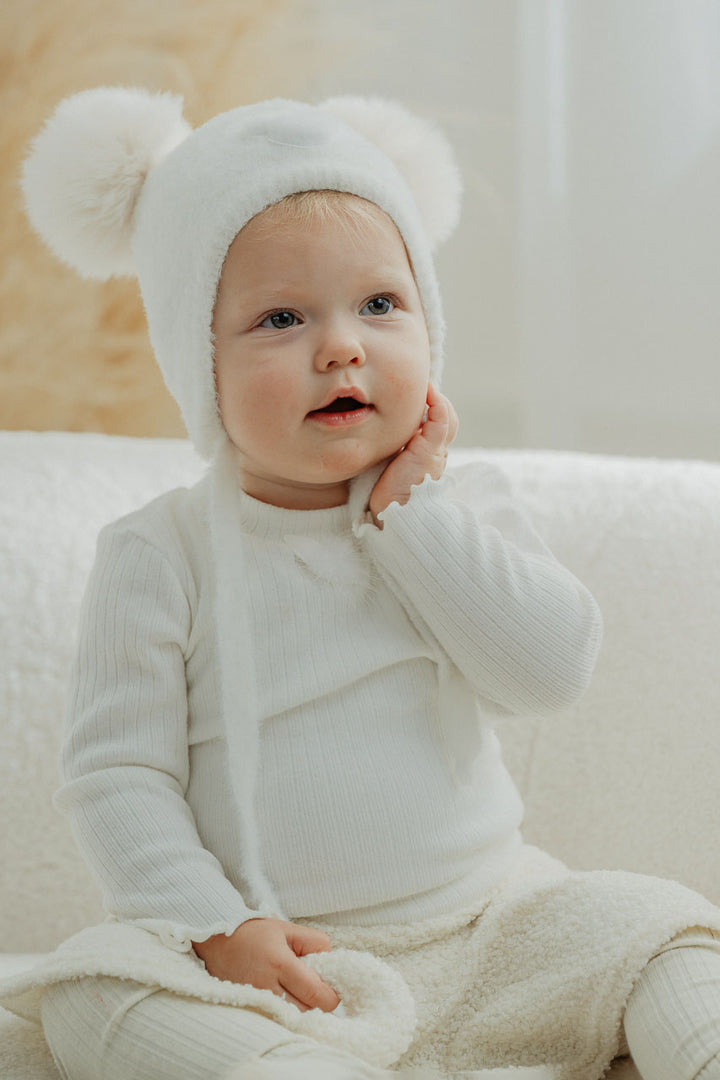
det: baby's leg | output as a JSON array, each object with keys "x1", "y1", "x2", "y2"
[
  {"x1": 623, "y1": 927, "x2": 720, "y2": 1080},
  {"x1": 40, "y1": 973, "x2": 391, "y2": 1080}
]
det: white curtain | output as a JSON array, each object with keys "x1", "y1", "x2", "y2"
[
  {"x1": 516, "y1": 0, "x2": 720, "y2": 459},
  {"x1": 310, "y1": 0, "x2": 720, "y2": 460}
]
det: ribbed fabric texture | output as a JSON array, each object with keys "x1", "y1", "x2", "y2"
[
  {"x1": 41, "y1": 973, "x2": 392, "y2": 1080},
  {"x1": 623, "y1": 928, "x2": 720, "y2": 1080},
  {"x1": 56, "y1": 464, "x2": 602, "y2": 945}
]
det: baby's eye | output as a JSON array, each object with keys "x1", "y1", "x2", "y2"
[
  {"x1": 361, "y1": 296, "x2": 394, "y2": 316},
  {"x1": 261, "y1": 311, "x2": 298, "y2": 329}
]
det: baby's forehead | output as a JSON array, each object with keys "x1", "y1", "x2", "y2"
[
  {"x1": 222, "y1": 190, "x2": 414, "y2": 280},
  {"x1": 248, "y1": 189, "x2": 396, "y2": 236},
  {"x1": 215, "y1": 190, "x2": 413, "y2": 295}
]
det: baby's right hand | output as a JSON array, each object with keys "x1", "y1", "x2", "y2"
[{"x1": 192, "y1": 918, "x2": 340, "y2": 1012}]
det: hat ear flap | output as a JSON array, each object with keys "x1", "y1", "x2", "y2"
[
  {"x1": 319, "y1": 95, "x2": 462, "y2": 249},
  {"x1": 21, "y1": 86, "x2": 192, "y2": 280}
]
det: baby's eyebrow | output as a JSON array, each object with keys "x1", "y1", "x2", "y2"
[
  {"x1": 365, "y1": 267, "x2": 411, "y2": 287},
  {"x1": 236, "y1": 285, "x2": 293, "y2": 304},
  {"x1": 227, "y1": 287, "x2": 295, "y2": 318},
  {"x1": 227, "y1": 265, "x2": 415, "y2": 314}
]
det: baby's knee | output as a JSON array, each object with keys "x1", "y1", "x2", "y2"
[
  {"x1": 41, "y1": 974, "x2": 155, "y2": 1080},
  {"x1": 40, "y1": 974, "x2": 381, "y2": 1080},
  {"x1": 624, "y1": 932, "x2": 720, "y2": 1080},
  {"x1": 228, "y1": 1045, "x2": 402, "y2": 1080}
]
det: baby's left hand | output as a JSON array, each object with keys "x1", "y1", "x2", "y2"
[{"x1": 369, "y1": 383, "x2": 459, "y2": 526}]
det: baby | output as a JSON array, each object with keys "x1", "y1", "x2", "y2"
[
  {"x1": 197, "y1": 187, "x2": 460, "y2": 1007},
  {"x1": 10, "y1": 89, "x2": 720, "y2": 1080}
]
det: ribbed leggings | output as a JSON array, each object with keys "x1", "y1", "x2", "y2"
[{"x1": 41, "y1": 930, "x2": 720, "y2": 1080}]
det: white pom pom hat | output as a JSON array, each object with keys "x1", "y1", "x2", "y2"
[{"x1": 23, "y1": 88, "x2": 462, "y2": 458}]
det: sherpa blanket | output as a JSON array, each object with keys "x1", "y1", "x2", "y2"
[{"x1": 2, "y1": 846, "x2": 720, "y2": 1080}]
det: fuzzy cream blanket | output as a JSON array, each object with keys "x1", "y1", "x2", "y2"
[{"x1": 2, "y1": 846, "x2": 720, "y2": 1080}]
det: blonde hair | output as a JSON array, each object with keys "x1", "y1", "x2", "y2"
[
  {"x1": 248, "y1": 190, "x2": 415, "y2": 274},
  {"x1": 257, "y1": 189, "x2": 386, "y2": 232}
]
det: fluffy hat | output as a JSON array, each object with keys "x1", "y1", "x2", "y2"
[{"x1": 22, "y1": 88, "x2": 462, "y2": 458}]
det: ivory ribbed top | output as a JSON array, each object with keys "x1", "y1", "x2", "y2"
[{"x1": 57, "y1": 465, "x2": 602, "y2": 947}]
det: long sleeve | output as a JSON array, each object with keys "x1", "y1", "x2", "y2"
[
  {"x1": 356, "y1": 466, "x2": 603, "y2": 717},
  {"x1": 55, "y1": 521, "x2": 258, "y2": 950}
]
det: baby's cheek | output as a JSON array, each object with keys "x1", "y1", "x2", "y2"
[
  {"x1": 243, "y1": 372, "x2": 295, "y2": 428},
  {"x1": 398, "y1": 373, "x2": 429, "y2": 424},
  {"x1": 385, "y1": 359, "x2": 427, "y2": 396},
  {"x1": 390, "y1": 398, "x2": 427, "y2": 454}
]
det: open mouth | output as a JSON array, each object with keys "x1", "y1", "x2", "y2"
[
  {"x1": 307, "y1": 394, "x2": 373, "y2": 425},
  {"x1": 313, "y1": 396, "x2": 367, "y2": 414}
]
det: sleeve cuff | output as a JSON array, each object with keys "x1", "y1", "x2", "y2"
[
  {"x1": 128, "y1": 907, "x2": 268, "y2": 953},
  {"x1": 352, "y1": 472, "x2": 448, "y2": 539}
]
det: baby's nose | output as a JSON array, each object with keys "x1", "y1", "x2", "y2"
[{"x1": 314, "y1": 328, "x2": 366, "y2": 370}]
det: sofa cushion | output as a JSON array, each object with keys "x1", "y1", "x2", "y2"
[
  {"x1": 475, "y1": 447, "x2": 720, "y2": 905},
  {"x1": 2, "y1": 432, "x2": 719, "y2": 959},
  {"x1": 0, "y1": 432, "x2": 204, "y2": 952}
]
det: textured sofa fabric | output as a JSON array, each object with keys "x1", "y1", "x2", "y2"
[{"x1": 3, "y1": 430, "x2": 720, "y2": 1077}]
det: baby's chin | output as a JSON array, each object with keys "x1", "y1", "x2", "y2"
[
  {"x1": 322, "y1": 449, "x2": 402, "y2": 487},
  {"x1": 233, "y1": 433, "x2": 414, "y2": 507}
]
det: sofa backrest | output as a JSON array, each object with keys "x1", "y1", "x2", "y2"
[{"x1": 2, "y1": 432, "x2": 718, "y2": 951}]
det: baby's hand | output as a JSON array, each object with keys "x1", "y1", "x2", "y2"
[
  {"x1": 369, "y1": 383, "x2": 459, "y2": 526},
  {"x1": 192, "y1": 918, "x2": 340, "y2": 1012}
]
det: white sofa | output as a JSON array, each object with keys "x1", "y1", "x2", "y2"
[{"x1": 2, "y1": 429, "x2": 719, "y2": 1080}]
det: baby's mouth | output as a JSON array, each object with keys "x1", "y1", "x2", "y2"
[
  {"x1": 307, "y1": 394, "x2": 374, "y2": 425},
  {"x1": 310, "y1": 396, "x2": 367, "y2": 415}
]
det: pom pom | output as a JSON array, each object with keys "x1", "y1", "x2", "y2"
[
  {"x1": 21, "y1": 87, "x2": 191, "y2": 280},
  {"x1": 320, "y1": 95, "x2": 462, "y2": 249}
]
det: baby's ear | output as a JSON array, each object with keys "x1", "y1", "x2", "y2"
[
  {"x1": 319, "y1": 96, "x2": 462, "y2": 250},
  {"x1": 21, "y1": 87, "x2": 192, "y2": 280}
]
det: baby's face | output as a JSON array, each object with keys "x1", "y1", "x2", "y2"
[{"x1": 212, "y1": 199, "x2": 431, "y2": 509}]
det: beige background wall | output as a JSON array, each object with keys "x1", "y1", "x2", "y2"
[{"x1": 0, "y1": 0, "x2": 329, "y2": 438}]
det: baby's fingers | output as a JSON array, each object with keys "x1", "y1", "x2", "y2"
[
  {"x1": 423, "y1": 383, "x2": 456, "y2": 448},
  {"x1": 280, "y1": 955, "x2": 340, "y2": 1013},
  {"x1": 287, "y1": 924, "x2": 332, "y2": 957},
  {"x1": 446, "y1": 397, "x2": 459, "y2": 443}
]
